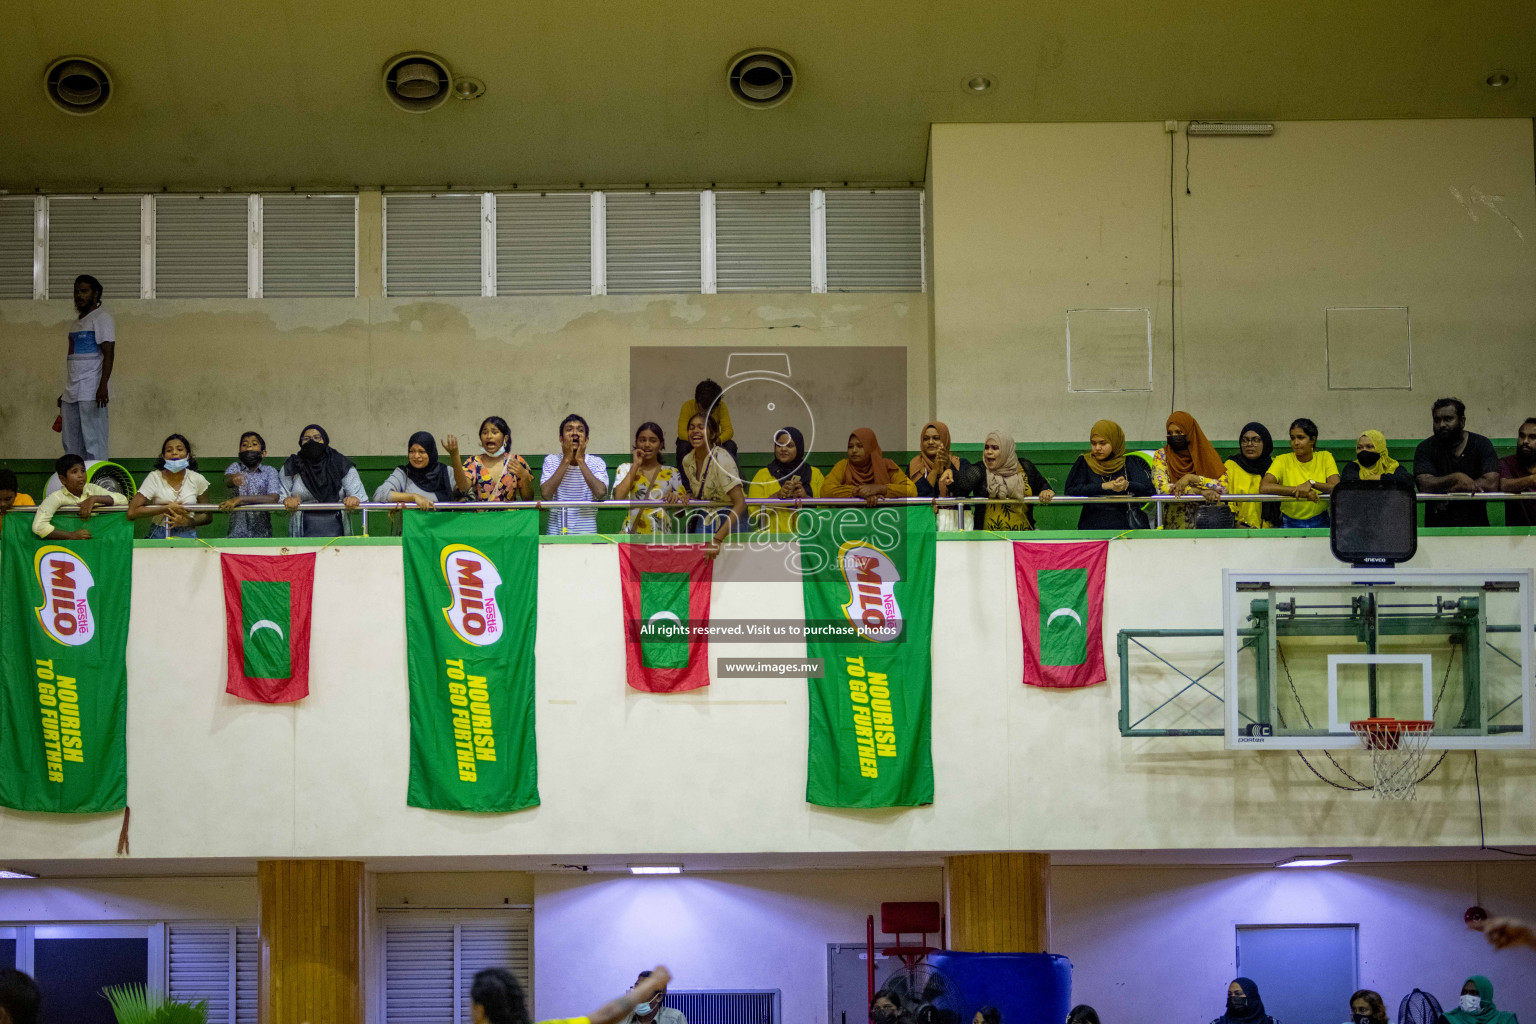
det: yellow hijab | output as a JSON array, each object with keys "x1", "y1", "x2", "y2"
[{"x1": 1356, "y1": 429, "x2": 1400, "y2": 480}]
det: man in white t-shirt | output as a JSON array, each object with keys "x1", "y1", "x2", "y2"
[
  {"x1": 540, "y1": 413, "x2": 610, "y2": 535},
  {"x1": 59, "y1": 274, "x2": 115, "y2": 460}
]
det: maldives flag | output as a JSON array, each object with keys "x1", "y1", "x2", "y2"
[
  {"x1": 620, "y1": 544, "x2": 711, "y2": 693},
  {"x1": 221, "y1": 552, "x2": 316, "y2": 703},
  {"x1": 1012, "y1": 541, "x2": 1108, "y2": 688}
]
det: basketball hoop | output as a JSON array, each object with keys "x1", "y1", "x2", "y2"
[{"x1": 1349, "y1": 718, "x2": 1434, "y2": 800}]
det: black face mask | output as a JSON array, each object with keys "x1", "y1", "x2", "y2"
[
  {"x1": 300, "y1": 439, "x2": 327, "y2": 462},
  {"x1": 1353, "y1": 1015, "x2": 1374, "y2": 1024},
  {"x1": 1228, "y1": 998, "x2": 1248, "y2": 1015},
  {"x1": 873, "y1": 1010, "x2": 898, "y2": 1024},
  {"x1": 1357, "y1": 451, "x2": 1381, "y2": 467},
  {"x1": 239, "y1": 450, "x2": 263, "y2": 467},
  {"x1": 1167, "y1": 435, "x2": 1191, "y2": 451},
  {"x1": 1518, "y1": 447, "x2": 1536, "y2": 467}
]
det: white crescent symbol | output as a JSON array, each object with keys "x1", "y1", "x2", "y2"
[
  {"x1": 647, "y1": 610, "x2": 683, "y2": 627},
  {"x1": 1046, "y1": 608, "x2": 1082, "y2": 628},
  {"x1": 248, "y1": 619, "x2": 285, "y2": 640}
]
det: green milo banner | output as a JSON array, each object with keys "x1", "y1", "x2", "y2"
[
  {"x1": 802, "y1": 505, "x2": 935, "y2": 807},
  {"x1": 0, "y1": 514, "x2": 130, "y2": 813},
  {"x1": 404, "y1": 510, "x2": 539, "y2": 812}
]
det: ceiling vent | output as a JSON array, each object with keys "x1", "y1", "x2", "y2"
[
  {"x1": 727, "y1": 49, "x2": 795, "y2": 109},
  {"x1": 382, "y1": 52, "x2": 453, "y2": 113},
  {"x1": 44, "y1": 56, "x2": 112, "y2": 115}
]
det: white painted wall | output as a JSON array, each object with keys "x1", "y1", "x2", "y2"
[
  {"x1": 1055, "y1": 861, "x2": 1536, "y2": 1024},
  {"x1": 531, "y1": 868, "x2": 942, "y2": 1024},
  {"x1": 0, "y1": 534, "x2": 1533, "y2": 863}
]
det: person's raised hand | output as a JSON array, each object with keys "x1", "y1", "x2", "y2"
[
  {"x1": 229, "y1": 472, "x2": 246, "y2": 488},
  {"x1": 443, "y1": 435, "x2": 460, "y2": 457},
  {"x1": 938, "y1": 467, "x2": 954, "y2": 495},
  {"x1": 1472, "y1": 916, "x2": 1536, "y2": 951}
]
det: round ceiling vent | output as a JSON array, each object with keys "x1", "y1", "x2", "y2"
[
  {"x1": 44, "y1": 56, "x2": 112, "y2": 115},
  {"x1": 382, "y1": 52, "x2": 453, "y2": 112},
  {"x1": 727, "y1": 49, "x2": 795, "y2": 109}
]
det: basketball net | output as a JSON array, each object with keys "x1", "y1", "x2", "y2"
[{"x1": 1350, "y1": 718, "x2": 1434, "y2": 800}]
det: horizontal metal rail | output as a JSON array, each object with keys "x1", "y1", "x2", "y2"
[{"x1": 16, "y1": 490, "x2": 1532, "y2": 515}]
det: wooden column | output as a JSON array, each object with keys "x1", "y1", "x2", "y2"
[
  {"x1": 944, "y1": 853, "x2": 1050, "y2": 952},
  {"x1": 258, "y1": 859, "x2": 366, "y2": 1024}
]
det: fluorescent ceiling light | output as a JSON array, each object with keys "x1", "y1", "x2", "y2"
[
  {"x1": 628, "y1": 864, "x2": 682, "y2": 875},
  {"x1": 1186, "y1": 120, "x2": 1275, "y2": 136},
  {"x1": 1275, "y1": 854, "x2": 1352, "y2": 868},
  {"x1": 0, "y1": 869, "x2": 38, "y2": 879}
]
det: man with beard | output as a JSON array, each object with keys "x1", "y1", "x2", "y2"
[
  {"x1": 1413, "y1": 397, "x2": 1500, "y2": 527},
  {"x1": 1497, "y1": 417, "x2": 1536, "y2": 527},
  {"x1": 57, "y1": 273, "x2": 115, "y2": 460}
]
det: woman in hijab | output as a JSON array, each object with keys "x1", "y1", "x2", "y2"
[
  {"x1": 1154, "y1": 411, "x2": 1226, "y2": 529},
  {"x1": 1209, "y1": 978, "x2": 1278, "y2": 1024},
  {"x1": 1222, "y1": 422, "x2": 1281, "y2": 529},
  {"x1": 1341, "y1": 429, "x2": 1412, "y2": 484},
  {"x1": 1064, "y1": 420, "x2": 1154, "y2": 530},
  {"x1": 964, "y1": 430, "x2": 1053, "y2": 531},
  {"x1": 1446, "y1": 976, "x2": 1518, "y2": 1024},
  {"x1": 280, "y1": 424, "x2": 366, "y2": 537},
  {"x1": 822, "y1": 428, "x2": 917, "y2": 504},
  {"x1": 1261, "y1": 417, "x2": 1340, "y2": 527},
  {"x1": 373, "y1": 432, "x2": 459, "y2": 532},
  {"x1": 748, "y1": 426, "x2": 823, "y2": 533},
  {"x1": 910, "y1": 421, "x2": 974, "y2": 529}
]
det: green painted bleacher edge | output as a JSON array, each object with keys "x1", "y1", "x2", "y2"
[{"x1": 2, "y1": 437, "x2": 1526, "y2": 536}]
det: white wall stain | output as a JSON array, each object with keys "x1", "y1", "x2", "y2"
[{"x1": 1450, "y1": 185, "x2": 1525, "y2": 240}]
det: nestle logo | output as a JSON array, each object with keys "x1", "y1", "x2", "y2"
[
  {"x1": 438, "y1": 544, "x2": 504, "y2": 647},
  {"x1": 838, "y1": 542, "x2": 903, "y2": 642},
  {"x1": 33, "y1": 547, "x2": 96, "y2": 647}
]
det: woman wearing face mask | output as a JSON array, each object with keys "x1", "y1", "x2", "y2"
[
  {"x1": 129, "y1": 433, "x2": 212, "y2": 538},
  {"x1": 1152, "y1": 411, "x2": 1225, "y2": 529},
  {"x1": 822, "y1": 428, "x2": 917, "y2": 505},
  {"x1": 219, "y1": 431, "x2": 282, "y2": 538},
  {"x1": 1344, "y1": 990, "x2": 1388, "y2": 1024},
  {"x1": 615, "y1": 422, "x2": 684, "y2": 534},
  {"x1": 1446, "y1": 976, "x2": 1518, "y2": 1024},
  {"x1": 372, "y1": 432, "x2": 459, "y2": 532},
  {"x1": 1341, "y1": 430, "x2": 1412, "y2": 484},
  {"x1": 446, "y1": 415, "x2": 535, "y2": 503},
  {"x1": 280, "y1": 424, "x2": 366, "y2": 538},
  {"x1": 1064, "y1": 420, "x2": 1154, "y2": 530},
  {"x1": 1261, "y1": 417, "x2": 1340, "y2": 527},
  {"x1": 1209, "y1": 978, "x2": 1278, "y2": 1024},
  {"x1": 748, "y1": 426, "x2": 823, "y2": 533},
  {"x1": 964, "y1": 430, "x2": 1053, "y2": 531},
  {"x1": 1221, "y1": 422, "x2": 1281, "y2": 529},
  {"x1": 910, "y1": 421, "x2": 974, "y2": 530},
  {"x1": 871, "y1": 990, "x2": 907, "y2": 1024}
]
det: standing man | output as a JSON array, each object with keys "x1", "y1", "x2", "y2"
[
  {"x1": 1413, "y1": 397, "x2": 1499, "y2": 528},
  {"x1": 1497, "y1": 417, "x2": 1536, "y2": 527},
  {"x1": 59, "y1": 273, "x2": 115, "y2": 460},
  {"x1": 624, "y1": 970, "x2": 687, "y2": 1024},
  {"x1": 540, "y1": 413, "x2": 609, "y2": 535}
]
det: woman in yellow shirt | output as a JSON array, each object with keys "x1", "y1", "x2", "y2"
[
  {"x1": 747, "y1": 426, "x2": 823, "y2": 533},
  {"x1": 1221, "y1": 421, "x2": 1280, "y2": 528},
  {"x1": 821, "y1": 428, "x2": 917, "y2": 504},
  {"x1": 1261, "y1": 417, "x2": 1340, "y2": 527}
]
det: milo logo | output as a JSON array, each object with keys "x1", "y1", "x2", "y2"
[
  {"x1": 838, "y1": 541, "x2": 903, "y2": 642},
  {"x1": 439, "y1": 544, "x2": 504, "y2": 646},
  {"x1": 33, "y1": 546, "x2": 96, "y2": 646}
]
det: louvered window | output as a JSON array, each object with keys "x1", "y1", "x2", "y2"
[
  {"x1": 383, "y1": 914, "x2": 532, "y2": 1024},
  {"x1": 824, "y1": 189, "x2": 923, "y2": 292},
  {"x1": 47, "y1": 195, "x2": 142, "y2": 300},
  {"x1": 495, "y1": 193, "x2": 591, "y2": 295},
  {"x1": 715, "y1": 191, "x2": 812, "y2": 293},
  {"x1": 666, "y1": 991, "x2": 780, "y2": 1024},
  {"x1": 385, "y1": 194, "x2": 484, "y2": 297},
  {"x1": 154, "y1": 195, "x2": 249, "y2": 298},
  {"x1": 0, "y1": 199, "x2": 34, "y2": 299},
  {"x1": 263, "y1": 195, "x2": 356, "y2": 297},
  {"x1": 166, "y1": 924, "x2": 259, "y2": 1024},
  {"x1": 605, "y1": 191, "x2": 701, "y2": 295}
]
